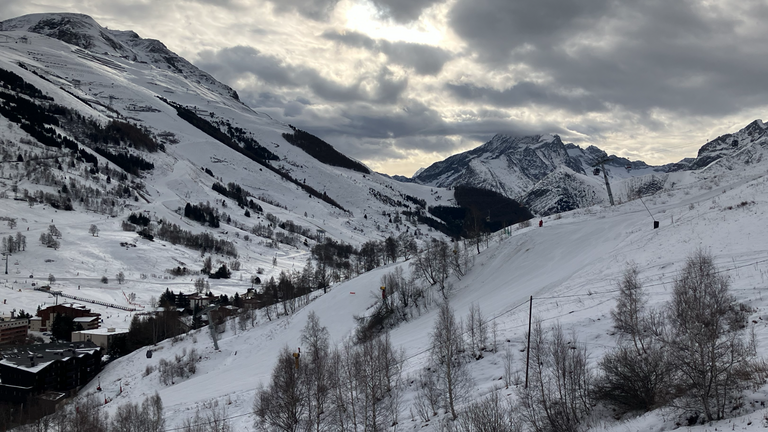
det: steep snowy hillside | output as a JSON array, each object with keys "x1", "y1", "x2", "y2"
[
  {"x1": 0, "y1": 12, "x2": 455, "y2": 350},
  {"x1": 0, "y1": 12, "x2": 455, "y2": 249},
  {"x1": 0, "y1": 13, "x2": 241, "y2": 101}
]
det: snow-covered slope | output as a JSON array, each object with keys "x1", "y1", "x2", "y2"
[
  {"x1": 0, "y1": 12, "x2": 454, "y2": 249},
  {"x1": 51, "y1": 144, "x2": 768, "y2": 432}
]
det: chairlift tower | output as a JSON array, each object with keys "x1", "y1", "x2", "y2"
[{"x1": 592, "y1": 157, "x2": 615, "y2": 206}]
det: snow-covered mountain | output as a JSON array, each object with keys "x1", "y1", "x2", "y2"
[
  {"x1": 414, "y1": 134, "x2": 584, "y2": 197},
  {"x1": 0, "y1": 13, "x2": 242, "y2": 101},
  {"x1": 689, "y1": 119, "x2": 768, "y2": 170},
  {"x1": 0, "y1": 12, "x2": 456, "y2": 247},
  {"x1": 412, "y1": 133, "x2": 669, "y2": 215}
]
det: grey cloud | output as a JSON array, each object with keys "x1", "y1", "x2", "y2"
[
  {"x1": 265, "y1": 0, "x2": 340, "y2": 21},
  {"x1": 370, "y1": 0, "x2": 446, "y2": 23},
  {"x1": 449, "y1": 0, "x2": 613, "y2": 62},
  {"x1": 322, "y1": 30, "x2": 451, "y2": 75},
  {"x1": 322, "y1": 30, "x2": 376, "y2": 50},
  {"x1": 447, "y1": 0, "x2": 768, "y2": 119},
  {"x1": 295, "y1": 100, "x2": 566, "y2": 149},
  {"x1": 380, "y1": 41, "x2": 451, "y2": 75},
  {"x1": 446, "y1": 81, "x2": 608, "y2": 113},
  {"x1": 196, "y1": 46, "x2": 408, "y2": 104}
]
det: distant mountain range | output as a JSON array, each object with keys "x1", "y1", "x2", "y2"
[
  {"x1": 406, "y1": 121, "x2": 768, "y2": 215},
  {"x1": 1, "y1": 11, "x2": 766, "y2": 225}
]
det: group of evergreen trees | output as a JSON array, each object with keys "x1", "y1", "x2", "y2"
[
  {"x1": 282, "y1": 125, "x2": 370, "y2": 174},
  {"x1": 211, "y1": 181, "x2": 263, "y2": 213},
  {"x1": 183, "y1": 203, "x2": 220, "y2": 228}
]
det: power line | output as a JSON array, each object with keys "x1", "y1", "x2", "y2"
[{"x1": 163, "y1": 412, "x2": 252, "y2": 432}]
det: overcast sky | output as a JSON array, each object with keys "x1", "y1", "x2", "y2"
[{"x1": 2, "y1": 0, "x2": 768, "y2": 176}]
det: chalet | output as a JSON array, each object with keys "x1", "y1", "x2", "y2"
[
  {"x1": 184, "y1": 293, "x2": 217, "y2": 311},
  {"x1": 35, "y1": 304, "x2": 100, "y2": 332},
  {"x1": 0, "y1": 341, "x2": 101, "y2": 404},
  {"x1": 73, "y1": 316, "x2": 100, "y2": 330}
]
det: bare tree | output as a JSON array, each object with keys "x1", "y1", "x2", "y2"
[
  {"x1": 663, "y1": 249, "x2": 754, "y2": 421},
  {"x1": 431, "y1": 301, "x2": 471, "y2": 420},
  {"x1": 183, "y1": 400, "x2": 231, "y2": 432},
  {"x1": 453, "y1": 391, "x2": 521, "y2": 432},
  {"x1": 465, "y1": 302, "x2": 488, "y2": 358},
  {"x1": 194, "y1": 277, "x2": 207, "y2": 295},
  {"x1": 518, "y1": 321, "x2": 592, "y2": 432},
  {"x1": 89, "y1": 224, "x2": 99, "y2": 237},
  {"x1": 254, "y1": 346, "x2": 307, "y2": 432},
  {"x1": 202, "y1": 256, "x2": 213, "y2": 274},
  {"x1": 301, "y1": 312, "x2": 331, "y2": 432},
  {"x1": 597, "y1": 264, "x2": 673, "y2": 412},
  {"x1": 412, "y1": 239, "x2": 451, "y2": 298},
  {"x1": 611, "y1": 263, "x2": 648, "y2": 354},
  {"x1": 450, "y1": 241, "x2": 474, "y2": 279},
  {"x1": 116, "y1": 271, "x2": 126, "y2": 284},
  {"x1": 414, "y1": 367, "x2": 441, "y2": 421}
]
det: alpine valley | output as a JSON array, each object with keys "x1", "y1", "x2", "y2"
[{"x1": 1, "y1": 12, "x2": 768, "y2": 432}]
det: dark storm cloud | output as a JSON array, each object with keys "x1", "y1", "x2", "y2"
[
  {"x1": 196, "y1": 46, "x2": 407, "y2": 103},
  {"x1": 369, "y1": 0, "x2": 446, "y2": 23},
  {"x1": 447, "y1": 0, "x2": 768, "y2": 119},
  {"x1": 322, "y1": 30, "x2": 451, "y2": 75},
  {"x1": 449, "y1": 0, "x2": 613, "y2": 62}
]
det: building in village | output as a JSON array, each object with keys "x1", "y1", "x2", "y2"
[
  {"x1": 0, "y1": 316, "x2": 29, "y2": 345},
  {"x1": 0, "y1": 341, "x2": 101, "y2": 404},
  {"x1": 71, "y1": 327, "x2": 128, "y2": 352},
  {"x1": 31, "y1": 303, "x2": 101, "y2": 332}
]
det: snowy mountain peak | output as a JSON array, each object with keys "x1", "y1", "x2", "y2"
[
  {"x1": 414, "y1": 133, "x2": 584, "y2": 200},
  {"x1": 0, "y1": 13, "x2": 125, "y2": 55},
  {"x1": 484, "y1": 133, "x2": 563, "y2": 155},
  {"x1": 690, "y1": 118, "x2": 768, "y2": 169},
  {"x1": 0, "y1": 12, "x2": 242, "y2": 103}
]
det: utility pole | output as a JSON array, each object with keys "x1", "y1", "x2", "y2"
[
  {"x1": 592, "y1": 157, "x2": 615, "y2": 206},
  {"x1": 525, "y1": 295, "x2": 533, "y2": 389},
  {"x1": 207, "y1": 309, "x2": 219, "y2": 351}
]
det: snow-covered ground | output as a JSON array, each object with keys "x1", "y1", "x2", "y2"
[{"x1": 2, "y1": 157, "x2": 765, "y2": 431}]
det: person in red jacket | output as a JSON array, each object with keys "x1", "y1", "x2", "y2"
[{"x1": 538, "y1": 219, "x2": 543, "y2": 227}]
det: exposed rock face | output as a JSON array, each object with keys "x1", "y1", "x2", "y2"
[
  {"x1": 415, "y1": 134, "x2": 584, "y2": 198},
  {"x1": 689, "y1": 120, "x2": 768, "y2": 170}
]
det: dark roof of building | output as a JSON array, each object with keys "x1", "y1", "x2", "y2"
[{"x1": 0, "y1": 341, "x2": 100, "y2": 371}]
